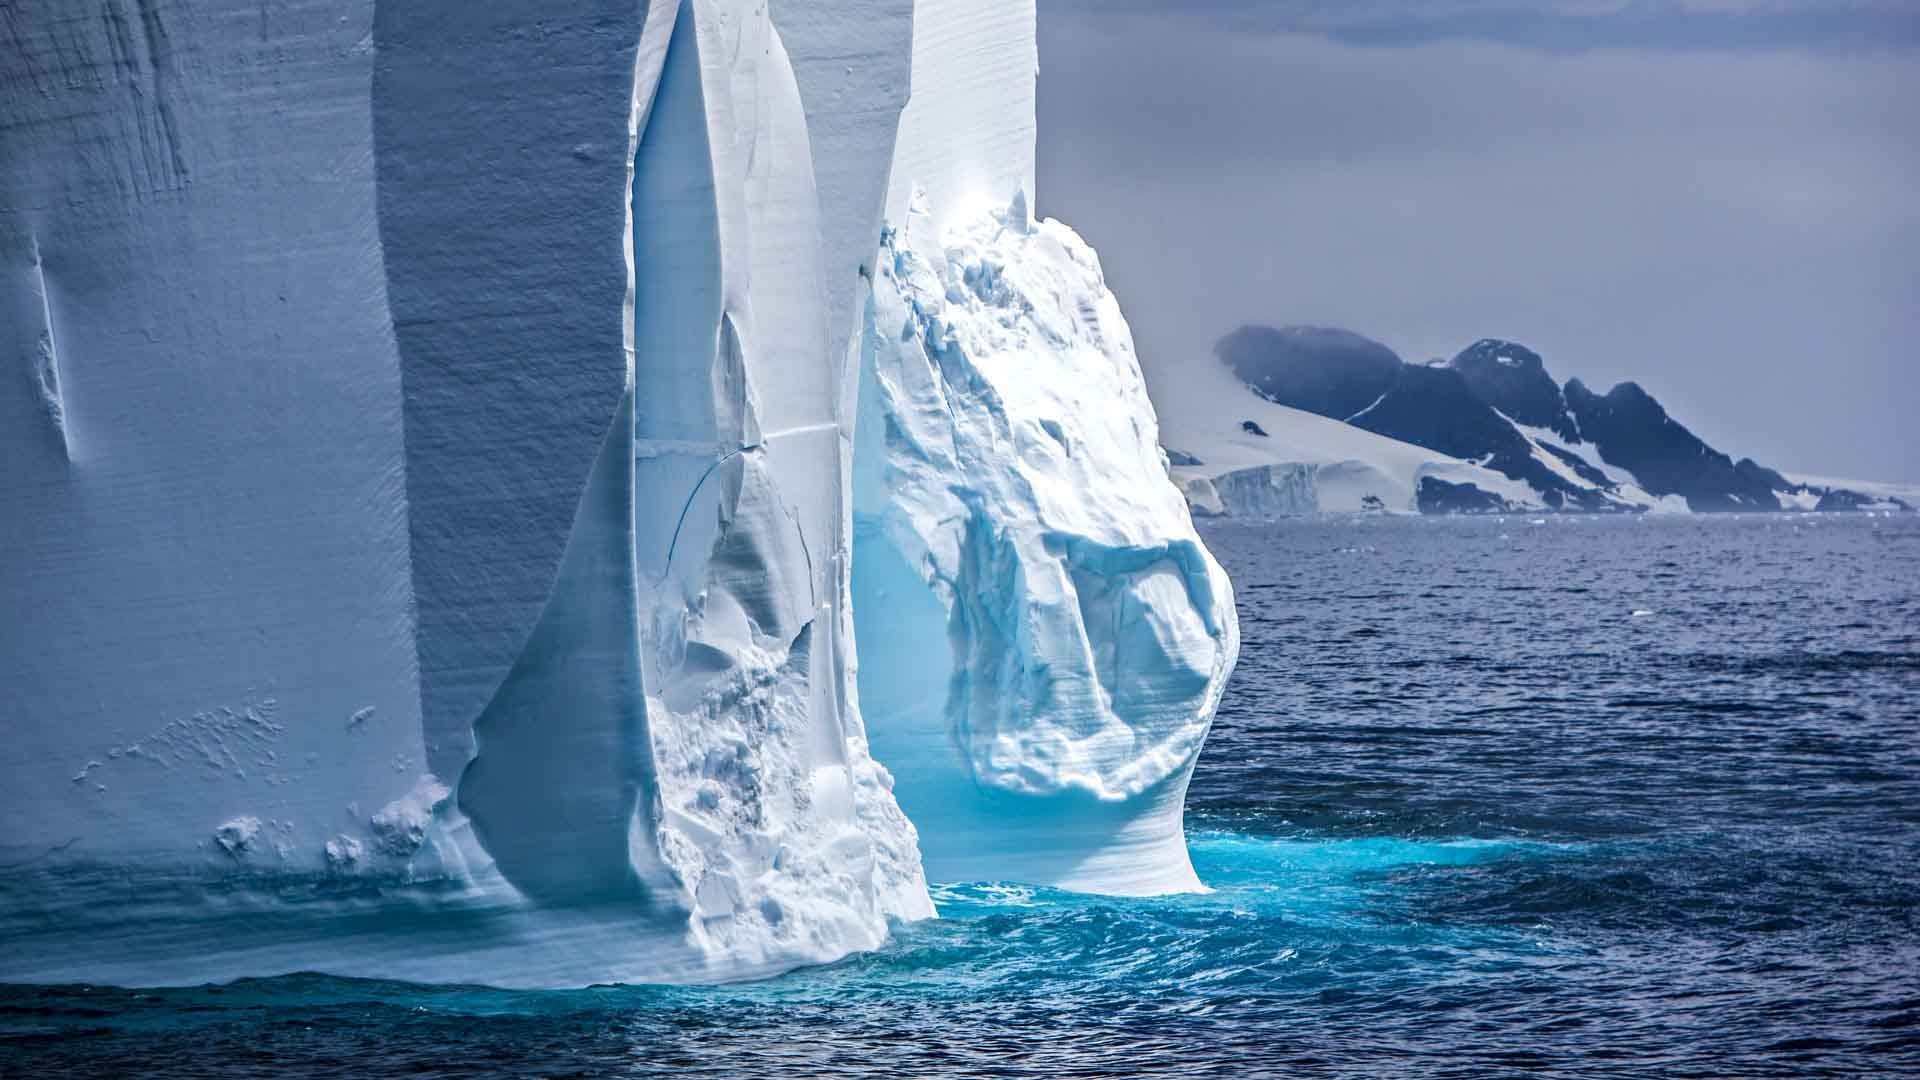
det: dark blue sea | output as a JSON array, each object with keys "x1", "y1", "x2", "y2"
[{"x1": 5, "y1": 514, "x2": 1917, "y2": 1078}]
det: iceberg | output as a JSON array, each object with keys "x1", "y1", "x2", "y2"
[
  {"x1": 851, "y1": 196, "x2": 1237, "y2": 893},
  {"x1": 843, "y1": 0, "x2": 1235, "y2": 894},
  {"x1": 1, "y1": 0, "x2": 1234, "y2": 986}
]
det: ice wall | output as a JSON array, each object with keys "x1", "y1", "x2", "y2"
[
  {"x1": 882, "y1": 0, "x2": 1037, "y2": 232},
  {"x1": 1, "y1": 0, "x2": 926, "y2": 988},
  {"x1": 2, "y1": 0, "x2": 426, "y2": 881},
  {"x1": 2, "y1": 0, "x2": 1234, "y2": 987},
  {"x1": 621, "y1": 0, "x2": 932, "y2": 967}
]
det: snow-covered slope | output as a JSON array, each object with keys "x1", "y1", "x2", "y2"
[
  {"x1": 1169, "y1": 329, "x2": 1905, "y2": 517},
  {"x1": 1784, "y1": 475, "x2": 1920, "y2": 512},
  {"x1": 1152, "y1": 347, "x2": 1540, "y2": 515},
  {"x1": 2, "y1": 0, "x2": 1233, "y2": 987}
]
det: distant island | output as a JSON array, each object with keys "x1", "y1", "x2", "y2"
[{"x1": 1158, "y1": 325, "x2": 1916, "y2": 517}]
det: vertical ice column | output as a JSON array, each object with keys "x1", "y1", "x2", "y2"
[
  {"x1": 627, "y1": 0, "x2": 931, "y2": 972},
  {"x1": 881, "y1": 0, "x2": 1039, "y2": 231},
  {"x1": 852, "y1": 199, "x2": 1239, "y2": 894},
  {"x1": 374, "y1": 0, "x2": 645, "y2": 791},
  {"x1": 374, "y1": 0, "x2": 667, "y2": 912},
  {"x1": 848, "y1": 0, "x2": 1238, "y2": 895},
  {"x1": 769, "y1": 0, "x2": 913, "y2": 381}
]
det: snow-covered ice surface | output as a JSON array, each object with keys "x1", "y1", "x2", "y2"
[
  {"x1": 1151, "y1": 349, "x2": 1745, "y2": 517},
  {"x1": 851, "y1": 197, "x2": 1238, "y2": 894},
  {"x1": 1153, "y1": 353, "x2": 1540, "y2": 516},
  {"x1": 1, "y1": 0, "x2": 1232, "y2": 987},
  {"x1": 1509, "y1": 421, "x2": 1690, "y2": 514}
]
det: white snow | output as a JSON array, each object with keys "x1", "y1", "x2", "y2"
[
  {"x1": 369, "y1": 775, "x2": 450, "y2": 858},
  {"x1": 324, "y1": 835, "x2": 365, "y2": 871},
  {"x1": 1153, "y1": 352, "x2": 1538, "y2": 515},
  {"x1": 213, "y1": 818, "x2": 264, "y2": 858},
  {"x1": 1507, "y1": 418, "x2": 1688, "y2": 514},
  {"x1": 1775, "y1": 488, "x2": 1822, "y2": 512},
  {"x1": 1344, "y1": 390, "x2": 1391, "y2": 424}
]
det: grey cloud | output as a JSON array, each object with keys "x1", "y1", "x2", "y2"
[
  {"x1": 1036, "y1": 8, "x2": 1920, "y2": 482},
  {"x1": 1041, "y1": 0, "x2": 1920, "y2": 53}
]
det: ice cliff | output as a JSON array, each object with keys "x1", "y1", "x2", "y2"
[
  {"x1": 1, "y1": 0, "x2": 1233, "y2": 986},
  {"x1": 851, "y1": 198, "x2": 1237, "y2": 893}
]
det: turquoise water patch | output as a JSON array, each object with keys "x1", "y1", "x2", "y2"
[
  {"x1": 8, "y1": 517, "x2": 1915, "y2": 1077},
  {"x1": 1189, "y1": 831, "x2": 1571, "y2": 879},
  {"x1": 840, "y1": 829, "x2": 1588, "y2": 1002}
]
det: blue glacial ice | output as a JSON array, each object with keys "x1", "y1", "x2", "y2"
[
  {"x1": 852, "y1": 194, "x2": 1239, "y2": 895},
  {"x1": 0, "y1": 0, "x2": 1235, "y2": 987}
]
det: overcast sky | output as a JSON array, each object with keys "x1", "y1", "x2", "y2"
[{"x1": 1036, "y1": 1, "x2": 1919, "y2": 482}]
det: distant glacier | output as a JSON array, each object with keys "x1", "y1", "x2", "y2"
[{"x1": 1160, "y1": 326, "x2": 1916, "y2": 518}]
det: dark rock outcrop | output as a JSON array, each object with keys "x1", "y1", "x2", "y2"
[
  {"x1": 1811, "y1": 488, "x2": 1909, "y2": 512},
  {"x1": 1342, "y1": 364, "x2": 1609, "y2": 511},
  {"x1": 1417, "y1": 476, "x2": 1510, "y2": 514},
  {"x1": 1220, "y1": 327, "x2": 1614, "y2": 510},
  {"x1": 1561, "y1": 379, "x2": 1786, "y2": 512},
  {"x1": 1216, "y1": 326, "x2": 1400, "y2": 421},
  {"x1": 1209, "y1": 322, "x2": 1900, "y2": 515},
  {"x1": 1449, "y1": 339, "x2": 1579, "y2": 442}
]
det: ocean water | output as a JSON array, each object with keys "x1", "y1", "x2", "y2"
[{"x1": 4, "y1": 513, "x2": 1917, "y2": 1078}]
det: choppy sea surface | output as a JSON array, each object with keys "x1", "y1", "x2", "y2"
[{"x1": 4, "y1": 514, "x2": 1917, "y2": 1078}]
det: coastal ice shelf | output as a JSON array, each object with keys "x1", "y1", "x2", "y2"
[{"x1": 0, "y1": 0, "x2": 1235, "y2": 987}]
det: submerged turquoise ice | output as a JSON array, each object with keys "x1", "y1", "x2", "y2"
[
  {"x1": 3, "y1": 0, "x2": 1237, "y2": 987},
  {"x1": 7, "y1": 515, "x2": 1916, "y2": 1078},
  {"x1": 0, "y1": 829, "x2": 1593, "y2": 1071}
]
